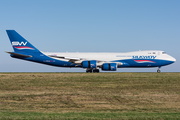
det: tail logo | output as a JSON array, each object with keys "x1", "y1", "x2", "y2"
[
  {"x1": 12, "y1": 41, "x2": 34, "y2": 50},
  {"x1": 12, "y1": 41, "x2": 27, "y2": 46}
]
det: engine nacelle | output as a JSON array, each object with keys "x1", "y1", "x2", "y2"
[
  {"x1": 82, "y1": 60, "x2": 97, "y2": 68},
  {"x1": 102, "y1": 63, "x2": 117, "y2": 71}
]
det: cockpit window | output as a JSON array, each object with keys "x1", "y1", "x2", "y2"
[{"x1": 162, "y1": 52, "x2": 166, "y2": 54}]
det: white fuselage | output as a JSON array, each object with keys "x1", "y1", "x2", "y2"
[{"x1": 43, "y1": 50, "x2": 176, "y2": 62}]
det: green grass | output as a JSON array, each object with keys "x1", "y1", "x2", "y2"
[
  {"x1": 0, "y1": 112, "x2": 180, "y2": 120},
  {"x1": 0, "y1": 72, "x2": 180, "y2": 119}
]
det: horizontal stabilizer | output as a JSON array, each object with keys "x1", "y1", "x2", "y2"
[{"x1": 6, "y1": 51, "x2": 32, "y2": 58}]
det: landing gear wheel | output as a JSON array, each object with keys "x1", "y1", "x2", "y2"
[
  {"x1": 93, "y1": 69, "x2": 99, "y2": 73},
  {"x1": 157, "y1": 67, "x2": 161, "y2": 73},
  {"x1": 157, "y1": 69, "x2": 161, "y2": 73},
  {"x1": 86, "y1": 69, "x2": 92, "y2": 73}
]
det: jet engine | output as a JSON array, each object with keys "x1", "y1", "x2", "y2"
[
  {"x1": 82, "y1": 60, "x2": 97, "y2": 68},
  {"x1": 102, "y1": 63, "x2": 117, "y2": 71}
]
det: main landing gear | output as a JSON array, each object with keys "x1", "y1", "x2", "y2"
[
  {"x1": 157, "y1": 67, "x2": 161, "y2": 73},
  {"x1": 86, "y1": 68, "x2": 99, "y2": 73}
]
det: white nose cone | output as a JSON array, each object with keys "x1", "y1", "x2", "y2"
[
  {"x1": 164, "y1": 54, "x2": 176, "y2": 64},
  {"x1": 171, "y1": 57, "x2": 176, "y2": 62}
]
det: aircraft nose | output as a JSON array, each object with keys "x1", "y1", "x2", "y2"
[
  {"x1": 172, "y1": 57, "x2": 176, "y2": 62},
  {"x1": 171, "y1": 56, "x2": 176, "y2": 62}
]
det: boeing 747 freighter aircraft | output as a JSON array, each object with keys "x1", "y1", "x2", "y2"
[{"x1": 6, "y1": 30, "x2": 176, "y2": 73}]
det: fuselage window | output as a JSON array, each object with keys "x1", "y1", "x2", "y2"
[{"x1": 162, "y1": 52, "x2": 166, "y2": 54}]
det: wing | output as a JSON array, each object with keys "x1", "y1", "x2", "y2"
[
  {"x1": 48, "y1": 54, "x2": 83, "y2": 63},
  {"x1": 48, "y1": 54, "x2": 123, "y2": 66}
]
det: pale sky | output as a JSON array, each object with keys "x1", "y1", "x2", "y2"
[{"x1": 0, "y1": 0, "x2": 179, "y2": 72}]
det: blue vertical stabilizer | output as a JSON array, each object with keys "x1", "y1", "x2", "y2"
[{"x1": 6, "y1": 30, "x2": 40, "y2": 53}]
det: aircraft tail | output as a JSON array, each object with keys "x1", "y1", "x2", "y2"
[{"x1": 6, "y1": 30, "x2": 40, "y2": 53}]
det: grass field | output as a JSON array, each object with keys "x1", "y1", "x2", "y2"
[{"x1": 0, "y1": 72, "x2": 180, "y2": 119}]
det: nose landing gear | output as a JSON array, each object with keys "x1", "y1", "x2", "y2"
[{"x1": 157, "y1": 67, "x2": 161, "y2": 73}]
